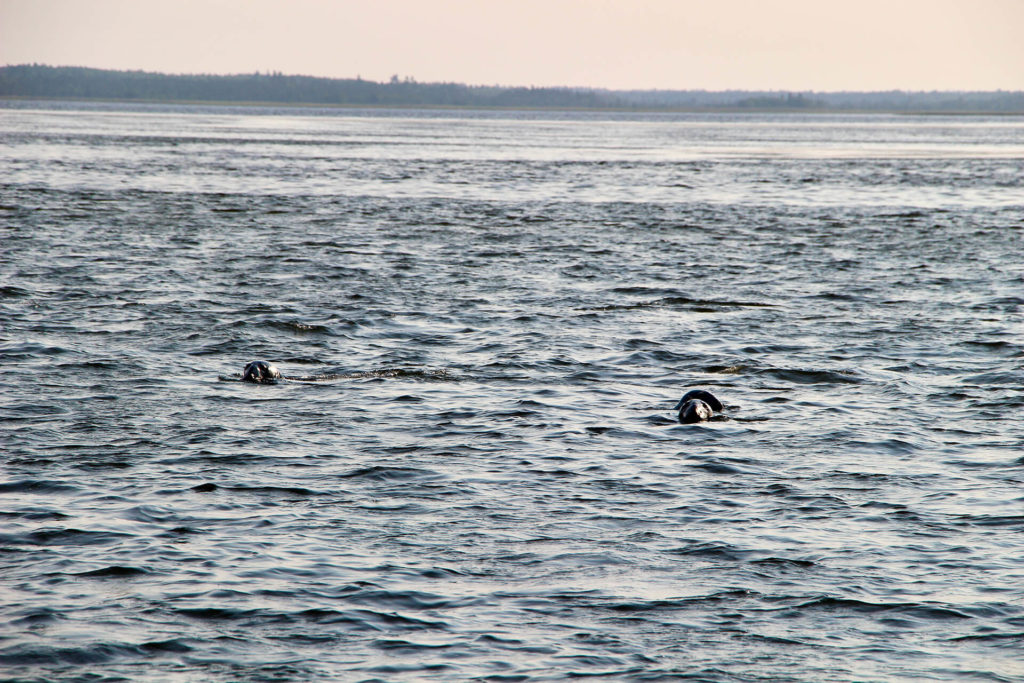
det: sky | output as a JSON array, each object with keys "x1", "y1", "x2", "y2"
[{"x1": 2, "y1": 0, "x2": 1022, "y2": 92}]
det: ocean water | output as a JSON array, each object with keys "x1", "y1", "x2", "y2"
[{"x1": 1, "y1": 102, "x2": 1023, "y2": 682}]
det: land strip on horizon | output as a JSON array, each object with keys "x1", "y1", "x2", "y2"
[{"x1": 3, "y1": 65, "x2": 1023, "y2": 113}]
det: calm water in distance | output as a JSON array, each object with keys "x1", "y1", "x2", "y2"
[{"x1": 2, "y1": 101, "x2": 1023, "y2": 682}]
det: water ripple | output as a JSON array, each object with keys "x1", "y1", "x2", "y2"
[{"x1": 2, "y1": 104, "x2": 1022, "y2": 683}]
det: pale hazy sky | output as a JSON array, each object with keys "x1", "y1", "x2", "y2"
[{"x1": 2, "y1": 0, "x2": 1022, "y2": 91}]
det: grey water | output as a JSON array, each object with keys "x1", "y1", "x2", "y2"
[{"x1": 1, "y1": 101, "x2": 1023, "y2": 682}]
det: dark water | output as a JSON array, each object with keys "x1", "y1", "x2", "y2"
[{"x1": 2, "y1": 102, "x2": 1023, "y2": 682}]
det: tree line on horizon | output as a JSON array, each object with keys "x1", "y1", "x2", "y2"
[{"x1": 1, "y1": 64, "x2": 1022, "y2": 113}]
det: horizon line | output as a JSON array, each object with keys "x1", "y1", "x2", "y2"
[{"x1": 4, "y1": 63, "x2": 1022, "y2": 96}]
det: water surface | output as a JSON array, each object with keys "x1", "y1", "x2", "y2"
[{"x1": 2, "y1": 102, "x2": 1023, "y2": 682}]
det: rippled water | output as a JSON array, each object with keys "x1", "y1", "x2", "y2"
[{"x1": 2, "y1": 102, "x2": 1023, "y2": 682}]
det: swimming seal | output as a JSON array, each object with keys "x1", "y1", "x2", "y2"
[
  {"x1": 674, "y1": 389, "x2": 723, "y2": 424},
  {"x1": 233, "y1": 362, "x2": 362, "y2": 384},
  {"x1": 242, "y1": 360, "x2": 282, "y2": 383}
]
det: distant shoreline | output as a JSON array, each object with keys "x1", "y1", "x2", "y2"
[
  {"x1": 4, "y1": 96, "x2": 1022, "y2": 117},
  {"x1": 2, "y1": 65, "x2": 1022, "y2": 114}
]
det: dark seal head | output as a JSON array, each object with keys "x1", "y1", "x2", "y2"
[
  {"x1": 242, "y1": 360, "x2": 282, "y2": 383},
  {"x1": 673, "y1": 389, "x2": 723, "y2": 424},
  {"x1": 677, "y1": 398, "x2": 713, "y2": 424}
]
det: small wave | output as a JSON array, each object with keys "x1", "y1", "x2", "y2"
[
  {"x1": 373, "y1": 638, "x2": 456, "y2": 652},
  {"x1": 177, "y1": 607, "x2": 259, "y2": 621},
  {"x1": 362, "y1": 662, "x2": 456, "y2": 676},
  {"x1": 786, "y1": 597, "x2": 972, "y2": 621},
  {"x1": 683, "y1": 457, "x2": 748, "y2": 475},
  {"x1": 341, "y1": 466, "x2": 437, "y2": 482},
  {"x1": 343, "y1": 588, "x2": 476, "y2": 611},
  {"x1": 0, "y1": 479, "x2": 79, "y2": 494},
  {"x1": 0, "y1": 285, "x2": 32, "y2": 298},
  {"x1": 760, "y1": 367, "x2": 865, "y2": 384},
  {"x1": 267, "y1": 320, "x2": 335, "y2": 335},
  {"x1": 0, "y1": 341, "x2": 73, "y2": 358},
  {"x1": 811, "y1": 291, "x2": 859, "y2": 301},
  {"x1": 75, "y1": 565, "x2": 151, "y2": 578},
  {"x1": 609, "y1": 286, "x2": 683, "y2": 296},
  {"x1": 226, "y1": 484, "x2": 325, "y2": 497},
  {"x1": 952, "y1": 514, "x2": 1024, "y2": 529},
  {"x1": 948, "y1": 632, "x2": 1024, "y2": 644},
  {"x1": 0, "y1": 642, "x2": 151, "y2": 666},
  {"x1": 605, "y1": 590, "x2": 756, "y2": 613},
  {"x1": 621, "y1": 348, "x2": 693, "y2": 365},
  {"x1": 667, "y1": 542, "x2": 751, "y2": 561},
  {"x1": 9, "y1": 607, "x2": 61, "y2": 627},
  {"x1": 140, "y1": 639, "x2": 193, "y2": 654},
  {"x1": 962, "y1": 370, "x2": 1020, "y2": 386},
  {"x1": 750, "y1": 557, "x2": 817, "y2": 570},
  {"x1": 658, "y1": 296, "x2": 775, "y2": 309},
  {"x1": 704, "y1": 364, "x2": 749, "y2": 374},
  {"x1": 959, "y1": 339, "x2": 1017, "y2": 352},
  {"x1": 0, "y1": 508, "x2": 70, "y2": 521},
  {"x1": 585, "y1": 295, "x2": 774, "y2": 312},
  {"x1": 344, "y1": 609, "x2": 448, "y2": 631},
  {"x1": 0, "y1": 528, "x2": 132, "y2": 547},
  {"x1": 846, "y1": 438, "x2": 921, "y2": 456}
]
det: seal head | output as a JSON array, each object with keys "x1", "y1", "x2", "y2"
[
  {"x1": 242, "y1": 360, "x2": 282, "y2": 383},
  {"x1": 677, "y1": 398, "x2": 713, "y2": 424},
  {"x1": 673, "y1": 389, "x2": 723, "y2": 423}
]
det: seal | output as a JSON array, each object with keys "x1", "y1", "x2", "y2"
[
  {"x1": 674, "y1": 389, "x2": 723, "y2": 424},
  {"x1": 242, "y1": 360, "x2": 282, "y2": 383},
  {"x1": 233, "y1": 362, "x2": 372, "y2": 384}
]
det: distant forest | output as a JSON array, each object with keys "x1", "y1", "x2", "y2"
[{"x1": 2, "y1": 64, "x2": 1023, "y2": 113}]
